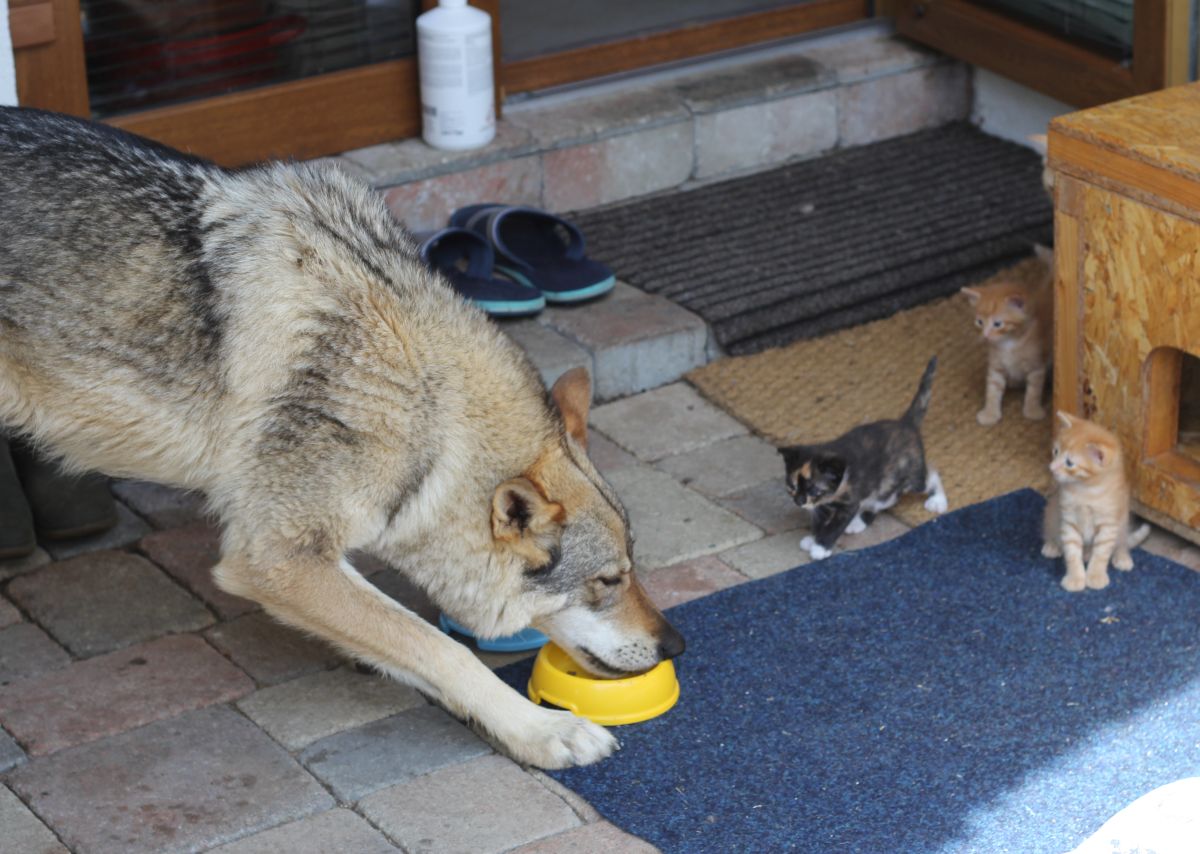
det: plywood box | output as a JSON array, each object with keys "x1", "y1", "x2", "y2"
[{"x1": 1048, "y1": 82, "x2": 1200, "y2": 544}]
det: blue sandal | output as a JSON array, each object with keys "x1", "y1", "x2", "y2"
[
  {"x1": 449, "y1": 204, "x2": 616, "y2": 303},
  {"x1": 417, "y1": 227, "x2": 545, "y2": 317}
]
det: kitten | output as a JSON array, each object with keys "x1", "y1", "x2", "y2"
[
  {"x1": 1041, "y1": 411, "x2": 1151, "y2": 592},
  {"x1": 961, "y1": 245, "x2": 1054, "y2": 426},
  {"x1": 780, "y1": 356, "x2": 946, "y2": 560}
]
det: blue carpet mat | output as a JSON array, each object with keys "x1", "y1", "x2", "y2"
[{"x1": 498, "y1": 490, "x2": 1200, "y2": 853}]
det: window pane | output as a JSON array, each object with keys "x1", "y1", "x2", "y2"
[
  {"x1": 82, "y1": 1, "x2": 419, "y2": 118},
  {"x1": 973, "y1": 0, "x2": 1134, "y2": 58}
]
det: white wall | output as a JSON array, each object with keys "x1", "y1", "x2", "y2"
[
  {"x1": 971, "y1": 68, "x2": 1074, "y2": 149},
  {"x1": 0, "y1": 0, "x2": 16, "y2": 106}
]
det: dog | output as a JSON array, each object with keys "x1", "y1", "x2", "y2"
[{"x1": 0, "y1": 107, "x2": 684, "y2": 769}]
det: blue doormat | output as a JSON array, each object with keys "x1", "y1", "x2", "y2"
[{"x1": 498, "y1": 490, "x2": 1200, "y2": 853}]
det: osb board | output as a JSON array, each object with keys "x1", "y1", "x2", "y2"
[
  {"x1": 688, "y1": 259, "x2": 1053, "y2": 527},
  {"x1": 1080, "y1": 183, "x2": 1200, "y2": 528},
  {"x1": 1051, "y1": 82, "x2": 1200, "y2": 184}
]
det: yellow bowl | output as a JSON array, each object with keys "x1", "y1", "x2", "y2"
[{"x1": 527, "y1": 642, "x2": 679, "y2": 726}]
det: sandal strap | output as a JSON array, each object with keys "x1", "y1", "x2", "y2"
[
  {"x1": 465, "y1": 205, "x2": 586, "y2": 272},
  {"x1": 417, "y1": 227, "x2": 495, "y2": 281}
]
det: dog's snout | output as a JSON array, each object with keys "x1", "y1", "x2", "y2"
[{"x1": 657, "y1": 623, "x2": 685, "y2": 661}]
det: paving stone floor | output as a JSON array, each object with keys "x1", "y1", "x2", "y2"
[{"x1": 2, "y1": 285, "x2": 1198, "y2": 853}]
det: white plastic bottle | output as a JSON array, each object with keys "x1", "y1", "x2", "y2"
[{"x1": 416, "y1": 0, "x2": 496, "y2": 151}]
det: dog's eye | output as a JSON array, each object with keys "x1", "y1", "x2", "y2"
[{"x1": 597, "y1": 576, "x2": 622, "y2": 587}]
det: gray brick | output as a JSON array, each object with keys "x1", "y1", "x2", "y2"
[
  {"x1": 655, "y1": 434, "x2": 783, "y2": 498},
  {"x1": 137, "y1": 522, "x2": 257, "y2": 620},
  {"x1": 511, "y1": 821, "x2": 660, "y2": 853},
  {"x1": 0, "y1": 728, "x2": 27, "y2": 773},
  {"x1": 382, "y1": 156, "x2": 542, "y2": 233},
  {"x1": 694, "y1": 89, "x2": 838, "y2": 179},
  {"x1": 110, "y1": 480, "x2": 210, "y2": 529},
  {"x1": 0, "y1": 635, "x2": 253, "y2": 757},
  {"x1": 237, "y1": 667, "x2": 425, "y2": 750},
  {"x1": 205, "y1": 612, "x2": 344, "y2": 686},
  {"x1": 0, "y1": 547, "x2": 50, "y2": 583},
  {"x1": 640, "y1": 554, "x2": 746, "y2": 611},
  {"x1": 838, "y1": 63, "x2": 970, "y2": 147},
  {"x1": 717, "y1": 479, "x2": 806, "y2": 536},
  {"x1": 586, "y1": 431, "x2": 638, "y2": 477},
  {"x1": 0, "y1": 594, "x2": 20, "y2": 629},
  {"x1": 506, "y1": 85, "x2": 689, "y2": 149},
  {"x1": 590, "y1": 383, "x2": 747, "y2": 462},
  {"x1": 839, "y1": 512, "x2": 911, "y2": 553},
  {"x1": 720, "y1": 531, "x2": 808, "y2": 580},
  {"x1": 0, "y1": 623, "x2": 70, "y2": 688},
  {"x1": 41, "y1": 501, "x2": 151, "y2": 561},
  {"x1": 1141, "y1": 526, "x2": 1200, "y2": 573},
  {"x1": 607, "y1": 465, "x2": 761, "y2": 570},
  {"x1": 543, "y1": 122, "x2": 693, "y2": 211},
  {"x1": 501, "y1": 318, "x2": 593, "y2": 390},
  {"x1": 0, "y1": 785, "x2": 66, "y2": 854},
  {"x1": 7, "y1": 706, "x2": 333, "y2": 854},
  {"x1": 358, "y1": 755, "x2": 579, "y2": 854},
  {"x1": 7, "y1": 551, "x2": 213, "y2": 657},
  {"x1": 300, "y1": 705, "x2": 490, "y2": 803},
  {"x1": 540, "y1": 286, "x2": 709, "y2": 402},
  {"x1": 210, "y1": 808, "x2": 397, "y2": 854},
  {"x1": 802, "y1": 31, "x2": 945, "y2": 84},
  {"x1": 345, "y1": 120, "x2": 537, "y2": 186},
  {"x1": 675, "y1": 54, "x2": 831, "y2": 113}
]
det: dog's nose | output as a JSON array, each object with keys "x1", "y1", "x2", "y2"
[{"x1": 657, "y1": 623, "x2": 685, "y2": 660}]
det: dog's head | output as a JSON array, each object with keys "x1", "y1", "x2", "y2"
[{"x1": 488, "y1": 368, "x2": 684, "y2": 678}]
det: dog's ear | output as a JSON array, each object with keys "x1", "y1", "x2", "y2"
[
  {"x1": 551, "y1": 367, "x2": 591, "y2": 450},
  {"x1": 492, "y1": 477, "x2": 564, "y2": 542}
]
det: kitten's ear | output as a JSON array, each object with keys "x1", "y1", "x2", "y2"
[
  {"x1": 1056, "y1": 410, "x2": 1075, "y2": 429},
  {"x1": 1006, "y1": 295, "x2": 1026, "y2": 312},
  {"x1": 961, "y1": 287, "x2": 981, "y2": 305},
  {"x1": 1086, "y1": 443, "x2": 1108, "y2": 466}
]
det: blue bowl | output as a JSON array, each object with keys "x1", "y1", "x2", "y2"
[{"x1": 438, "y1": 613, "x2": 549, "y2": 653}]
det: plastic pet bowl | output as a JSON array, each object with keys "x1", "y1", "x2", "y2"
[
  {"x1": 438, "y1": 613, "x2": 549, "y2": 653},
  {"x1": 527, "y1": 642, "x2": 679, "y2": 726}
]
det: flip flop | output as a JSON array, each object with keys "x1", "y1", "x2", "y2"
[
  {"x1": 449, "y1": 204, "x2": 615, "y2": 303},
  {"x1": 417, "y1": 227, "x2": 545, "y2": 317}
]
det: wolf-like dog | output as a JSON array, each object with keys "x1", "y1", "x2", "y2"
[{"x1": 0, "y1": 107, "x2": 683, "y2": 768}]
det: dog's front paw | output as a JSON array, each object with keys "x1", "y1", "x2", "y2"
[
  {"x1": 800, "y1": 536, "x2": 831, "y2": 560},
  {"x1": 976, "y1": 408, "x2": 1001, "y2": 427},
  {"x1": 924, "y1": 493, "x2": 948, "y2": 514},
  {"x1": 503, "y1": 706, "x2": 618, "y2": 770}
]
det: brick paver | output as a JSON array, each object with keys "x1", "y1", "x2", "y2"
[
  {"x1": 590, "y1": 382, "x2": 746, "y2": 462},
  {"x1": 7, "y1": 706, "x2": 333, "y2": 854},
  {"x1": 641, "y1": 555, "x2": 748, "y2": 610},
  {"x1": 237, "y1": 667, "x2": 425, "y2": 750},
  {"x1": 510, "y1": 821, "x2": 660, "y2": 853},
  {"x1": 41, "y1": 502, "x2": 151, "y2": 561},
  {"x1": 0, "y1": 623, "x2": 70, "y2": 687},
  {"x1": 299, "y1": 705, "x2": 490, "y2": 803},
  {"x1": 719, "y1": 531, "x2": 809, "y2": 580},
  {"x1": 205, "y1": 612, "x2": 343, "y2": 685},
  {"x1": 210, "y1": 808, "x2": 398, "y2": 854},
  {"x1": 0, "y1": 594, "x2": 20, "y2": 629},
  {"x1": 7, "y1": 551, "x2": 213, "y2": 657},
  {"x1": 0, "y1": 784, "x2": 67, "y2": 854},
  {"x1": 110, "y1": 480, "x2": 209, "y2": 530},
  {"x1": 0, "y1": 727, "x2": 27, "y2": 772},
  {"x1": 606, "y1": 465, "x2": 762, "y2": 570},
  {"x1": 0, "y1": 546, "x2": 50, "y2": 582},
  {"x1": 137, "y1": 523, "x2": 257, "y2": 619},
  {"x1": 716, "y1": 479, "x2": 806, "y2": 535},
  {"x1": 655, "y1": 434, "x2": 783, "y2": 498},
  {"x1": 359, "y1": 755, "x2": 581, "y2": 854},
  {"x1": 0, "y1": 635, "x2": 253, "y2": 756},
  {"x1": 585, "y1": 431, "x2": 638, "y2": 476}
]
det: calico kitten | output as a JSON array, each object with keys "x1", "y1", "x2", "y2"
[
  {"x1": 780, "y1": 356, "x2": 946, "y2": 560},
  {"x1": 1041, "y1": 412, "x2": 1150, "y2": 592},
  {"x1": 962, "y1": 245, "x2": 1054, "y2": 426}
]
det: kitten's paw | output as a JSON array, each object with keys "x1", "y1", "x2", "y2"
[
  {"x1": 845, "y1": 516, "x2": 867, "y2": 534},
  {"x1": 1023, "y1": 404, "x2": 1047, "y2": 421},
  {"x1": 976, "y1": 408, "x2": 1001, "y2": 427},
  {"x1": 1061, "y1": 573, "x2": 1086, "y2": 593},
  {"x1": 800, "y1": 536, "x2": 832, "y2": 560},
  {"x1": 1113, "y1": 552, "x2": 1134, "y2": 571},
  {"x1": 924, "y1": 493, "x2": 948, "y2": 514},
  {"x1": 1085, "y1": 571, "x2": 1110, "y2": 590},
  {"x1": 1041, "y1": 542, "x2": 1062, "y2": 558}
]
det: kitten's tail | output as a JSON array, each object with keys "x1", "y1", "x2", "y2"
[
  {"x1": 903, "y1": 356, "x2": 938, "y2": 427},
  {"x1": 1128, "y1": 521, "x2": 1151, "y2": 550}
]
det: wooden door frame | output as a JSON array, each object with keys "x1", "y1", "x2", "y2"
[{"x1": 894, "y1": 0, "x2": 1191, "y2": 109}]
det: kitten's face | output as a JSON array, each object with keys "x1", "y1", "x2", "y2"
[
  {"x1": 962, "y1": 284, "x2": 1030, "y2": 343},
  {"x1": 1050, "y1": 412, "x2": 1119, "y2": 484},
  {"x1": 784, "y1": 453, "x2": 846, "y2": 509}
]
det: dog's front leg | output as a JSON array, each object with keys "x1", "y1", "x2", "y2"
[{"x1": 214, "y1": 555, "x2": 617, "y2": 769}]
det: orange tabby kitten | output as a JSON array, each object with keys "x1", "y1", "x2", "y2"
[
  {"x1": 962, "y1": 246, "x2": 1054, "y2": 426},
  {"x1": 1041, "y1": 412, "x2": 1150, "y2": 592}
]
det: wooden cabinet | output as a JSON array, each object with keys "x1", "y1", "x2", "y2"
[{"x1": 1048, "y1": 82, "x2": 1200, "y2": 541}]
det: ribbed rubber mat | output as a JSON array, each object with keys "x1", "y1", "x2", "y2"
[{"x1": 572, "y1": 122, "x2": 1053, "y2": 355}]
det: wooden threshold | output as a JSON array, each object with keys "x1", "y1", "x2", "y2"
[
  {"x1": 105, "y1": 59, "x2": 421, "y2": 167},
  {"x1": 501, "y1": 0, "x2": 868, "y2": 95},
  {"x1": 894, "y1": 0, "x2": 1138, "y2": 108}
]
